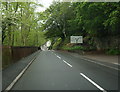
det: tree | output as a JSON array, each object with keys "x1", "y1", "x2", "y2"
[
  {"x1": 41, "y1": 2, "x2": 120, "y2": 51},
  {"x1": 2, "y1": 2, "x2": 46, "y2": 46}
]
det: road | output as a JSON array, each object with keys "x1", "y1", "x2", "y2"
[{"x1": 11, "y1": 50, "x2": 118, "y2": 91}]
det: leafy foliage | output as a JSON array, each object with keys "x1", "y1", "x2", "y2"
[
  {"x1": 41, "y1": 2, "x2": 120, "y2": 54},
  {"x1": 2, "y1": 2, "x2": 120, "y2": 55},
  {"x1": 2, "y1": 2, "x2": 46, "y2": 46}
]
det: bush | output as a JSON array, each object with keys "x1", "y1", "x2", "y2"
[
  {"x1": 62, "y1": 46, "x2": 84, "y2": 51},
  {"x1": 63, "y1": 45, "x2": 96, "y2": 51},
  {"x1": 106, "y1": 49, "x2": 120, "y2": 55}
]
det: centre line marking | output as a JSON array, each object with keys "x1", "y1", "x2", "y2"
[
  {"x1": 80, "y1": 73, "x2": 107, "y2": 92},
  {"x1": 54, "y1": 54, "x2": 57, "y2": 56},
  {"x1": 57, "y1": 56, "x2": 61, "y2": 59},
  {"x1": 63, "y1": 60, "x2": 72, "y2": 67}
]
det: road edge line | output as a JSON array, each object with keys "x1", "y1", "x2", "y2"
[
  {"x1": 4, "y1": 53, "x2": 38, "y2": 91},
  {"x1": 81, "y1": 57, "x2": 119, "y2": 71}
]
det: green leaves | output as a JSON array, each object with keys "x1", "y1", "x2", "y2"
[
  {"x1": 2, "y1": 2, "x2": 46, "y2": 46},
  {"x1": 2, "y1": 1, "x2": 119, "y2": 52},
  {"x1": 40, "y1": 2, "x2": 120, "y2": 51}
]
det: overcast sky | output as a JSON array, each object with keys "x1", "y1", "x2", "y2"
[{"x1": 35, "y1": 0, "x2": 54, "y2": 12}]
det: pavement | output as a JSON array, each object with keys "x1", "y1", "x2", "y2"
[
  {"x1": 8, "y1": 50, "x2": 119, "y2": 91},
  {"x1": 62, "y1": 51, "x2": 120, "y2": 71},
  {"x1": 83, "y1": 54, "x2": 119, "y2": 65}
]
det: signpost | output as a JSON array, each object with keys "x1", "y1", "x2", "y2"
[{"x1": 70, "y1": 36, "x2": 83, "y2": 43}]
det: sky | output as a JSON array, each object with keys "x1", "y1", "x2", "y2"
[{"x1": 35, "y1": 0, "x2": 54, "y2": 12}]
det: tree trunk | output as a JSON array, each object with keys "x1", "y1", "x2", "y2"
[
  {"x1": 94, "y1": 38, "x2": 102, "y2": 51},
  {"x1": 12, "y1": 27, "x2": 14, "y2": 46}
]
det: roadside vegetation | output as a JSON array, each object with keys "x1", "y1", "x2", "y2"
[
  {"x1": 1, "y1": 2, "x2": 47, "y2": 68},
  {"x1": 42, "y1": 2, "x2": 120, "y2": 55},
  {"x1": 2, "y1": 2, "x2": 46, "y2": 47},
  {"x1": 2, "y1": 2, "x2": 120, "y2": 55}
]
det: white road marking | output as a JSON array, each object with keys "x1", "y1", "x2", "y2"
[
  {"x1": 5, "y1": 56, "x2": 37, "y2": 91},
  {"x1": 113, "y1": 63, "x2": 120, "y2": 66},
  {"x1": 63, "y1": 60, "x2": 72, "y2": 67},
  {"x1": 81, "y1": 58, "x2": 119, "y2": 71},
  {"x1": 80, "y1": 73, "x2": 107, "y2": 92},
  {"x1": 57, "y1": 55, "x2": 61, "y2": 59},
  {"x1": 54, "y1": 53, "x2": 72, "y2": 67}
]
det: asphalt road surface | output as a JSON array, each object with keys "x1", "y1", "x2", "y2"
[{"x1": 11, "y1": 50, "x2": 118, "y2": 91}]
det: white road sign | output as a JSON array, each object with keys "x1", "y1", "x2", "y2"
[{"x1": 70, "y1": 36, "x2": 83, "y2": 43}]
